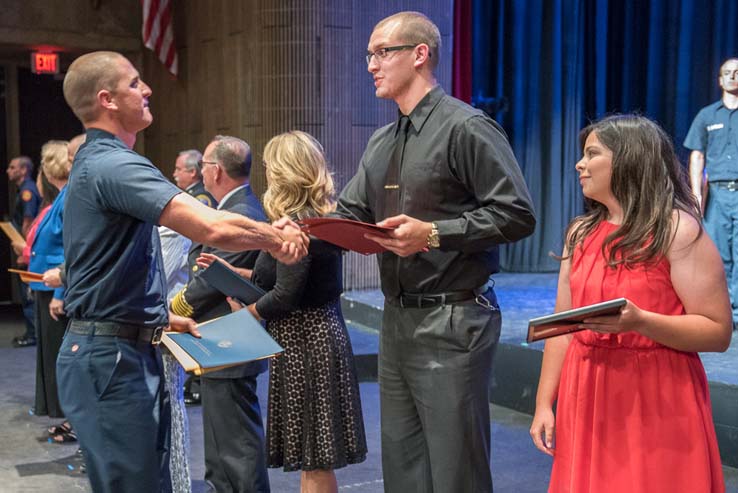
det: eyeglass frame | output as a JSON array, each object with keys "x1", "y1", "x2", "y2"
[
  {"x1": 366, "y1": 44, "x2": 418, "y2": 65},
  {"x1": 198, "y1": 159, "x2": 219, "y2": 168}
]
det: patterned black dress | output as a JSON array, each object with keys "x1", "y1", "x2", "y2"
[{"x1": 252, "y1": 244, "x2": 367, "y2": 472}]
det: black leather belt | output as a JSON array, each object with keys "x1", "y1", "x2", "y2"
[
  {"x1": 68, "y1": 320, "x2": 163, "y2": 345},
  {"x1": 398, "y1": 287, "x2": 488, "y2": 309},
  {"x1": 711, "y1": 180, "x2": 738, "y2": 191}
]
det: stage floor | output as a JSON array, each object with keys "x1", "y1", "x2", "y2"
[
  {"x1": 0, "y1": 333, "x2": 557, "y2": 492},
  {"x1": 0, "y1": 272, "x2": 736, "y2": 491}
]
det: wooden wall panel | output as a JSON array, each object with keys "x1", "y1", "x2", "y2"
[{"x1": 142, "y1": 0, "x2": 454, "y2": 290}]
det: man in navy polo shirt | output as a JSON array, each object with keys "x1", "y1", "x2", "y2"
[
  {"x1": 7, "y1": 156, "x2": 41, "y2": 236},
  {"x1": 57, "y1": 51, "x2": 308, "y2": 492},
  {"x1": 7, "y1": 155, "x2": 41, "y2": 347},
  {"x1": 685, "y1": 57, "x2": 738, "y2": 328}
]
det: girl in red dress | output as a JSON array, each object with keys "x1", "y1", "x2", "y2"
[{"x1": 530, "y1": 115, "x2": 731, "y2": 493}]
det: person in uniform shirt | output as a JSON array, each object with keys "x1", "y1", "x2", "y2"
[
  {"x1": 684, "y1": 57, "x2": 738, "y2": 329},
  {"x1": 7, "y1": 155, "x2": 42, "y2": 348},
  {"x1": 173, "y1": 148, "x2": 217, "y2": 208},
  {"x1": 7, "y1": 155, "x2": 42, "y2": 236},
  {"x1": 335, "y1": 12, "x2": 536, "y2": 492},
  {"x1": 57, "y1": 50, "x2": 307, "y2": 493}
]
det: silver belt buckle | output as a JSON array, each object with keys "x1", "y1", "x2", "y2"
[{"x1": 151, "y1": 326, "x2": 164, "y2": 345}]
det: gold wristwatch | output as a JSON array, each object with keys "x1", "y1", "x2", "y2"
[{"x1": 427, "y1": 222, "x2": 440, "y2": 249}]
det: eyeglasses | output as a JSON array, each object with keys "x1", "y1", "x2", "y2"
[
  {"x1": 198, "y1": 160, "x2": 219, "y2": 168},
  {"x1": 366, "y1": 44, "x2": 417, "y2": 65}
]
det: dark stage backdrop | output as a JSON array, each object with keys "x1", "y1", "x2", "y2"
[{"x1": 470, "y1": 0, "x2": 738, "y2": 271}]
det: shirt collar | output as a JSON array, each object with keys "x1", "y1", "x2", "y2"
[
  {"x1": 717, "y1": 99, "x2": 738, "y2": 112},
  {"x1": 85, "y1": 128, "x2": 126, "y2": 147},
  {"x1": 185, "y1": 181, "x2": 201, "y2": 193},
  {"x1": 216, "y1": 184, "x2": 248, "y2": 210},
  {"x1": 396, "y1": 85, "x2": 445, "y2": 136}
]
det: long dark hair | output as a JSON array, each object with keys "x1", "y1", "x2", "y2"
[{"x1": 565, "y1": 114, "x2": 701, "y2": 267}]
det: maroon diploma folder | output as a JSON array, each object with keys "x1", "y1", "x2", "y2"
[{"x1": 299, "y1": 217, "x2": 395, "y2": 255}]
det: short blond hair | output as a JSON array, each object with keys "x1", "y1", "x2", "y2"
[
  {"x1": 63, "y1": 51, "x2": 126, "y2": 123},
  {"x1": 41, "y1": 140, "x2": 70, "y2": 181},
  {"x1": 262, "y1": 131, "x2": 336, "y2": 221},
  {"x1": 375, "y1": 11, "x2": 441, "y2": 70}
]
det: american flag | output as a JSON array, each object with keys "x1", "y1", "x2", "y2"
[{"x1": 142, "y1": 0, "x2": 178, "y2": 76}]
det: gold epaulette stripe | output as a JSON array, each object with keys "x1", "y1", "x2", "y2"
[{"x1": 171, "y1": 288, "x2": 194, "y2": 318}]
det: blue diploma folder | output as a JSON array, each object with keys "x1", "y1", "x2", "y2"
[
  {"x1": 199, "y1": 259, "x2": 266, "y2": 304},
  {"x1": 162, "y1": 309, "x2": 283, "y2": 375}
]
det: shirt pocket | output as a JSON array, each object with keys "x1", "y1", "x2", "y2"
[
  {"x1": 706, "y1": 124, "x2": 727, "y2": 156},
  {"x1": 400, "y1": 158, "x2": 443, "y2": 213}
]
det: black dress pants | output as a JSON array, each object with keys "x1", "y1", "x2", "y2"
[
  {"x1": 33, "y1": 289, "x2": 66, "y2": 417},
  {"x1": 202, "y1": 375, "x2": 269, "y2": 493}
]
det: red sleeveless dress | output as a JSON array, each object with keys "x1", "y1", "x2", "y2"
[{"x1": 549, "y1": 221, "x2": 725, "y2": 493}]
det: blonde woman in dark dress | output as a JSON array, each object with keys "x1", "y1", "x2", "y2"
[{"x1": 200, "y1": 130, "x2": 367, "y2": 493}]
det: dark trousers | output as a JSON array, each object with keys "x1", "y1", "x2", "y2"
[
  {"x1": 33, "y1": 290, "x2": 66, "y2": 417},
  {"x1": 705, "y1": 185, "x2": 738, "y2": 322},
  {"x1": 379, "y1": 296, "x2": 501, "y2": 493},
  {"x1": 15, "y1": 275, "x2": 35, "y2": 338},
  {"x1": 57, "y1": 330, "x2": 172, "y2": 493},
  {"x1": 202, "y1": 375, "x2": 269, "y2": 493}
]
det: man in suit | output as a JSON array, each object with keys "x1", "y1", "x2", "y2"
[
  {"x1": 170, "y1": 135, "x2": 270, "y2": 493},
  {"x1": 173, "y1": 149, "x2": 217, "y2": 208}
]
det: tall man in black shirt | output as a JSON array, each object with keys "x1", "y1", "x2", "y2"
[{"x1": 337, "y1": 12, "x2": 536, "y2": 492}]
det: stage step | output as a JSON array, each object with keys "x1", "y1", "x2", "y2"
[{"x1": 341, "y1": 276, "x2": 738, "y2": 469}]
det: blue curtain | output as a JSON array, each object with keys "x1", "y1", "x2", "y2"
[{"x1": 472, "y1": 0, "x2": 738, "y2": 272}]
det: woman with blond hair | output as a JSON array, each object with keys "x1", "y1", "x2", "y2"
[
  {"x1": 26, "y1": 140, "x2": 75, "y2": 442},
  {"x1": 200, "y1": 130, "x2": 367, "y2": 493}
]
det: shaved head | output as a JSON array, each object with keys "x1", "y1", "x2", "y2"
[{"x1": 63, "y1": 51, "x2": 126, "y2": 123}]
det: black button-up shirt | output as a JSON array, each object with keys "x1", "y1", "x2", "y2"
[{"x1": 337, "y1": 86, "x2": 536, "y2": 298}]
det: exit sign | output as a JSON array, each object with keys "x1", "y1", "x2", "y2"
[{"x1": 31, "y1": 52, "x2": 59, "y2": 75}]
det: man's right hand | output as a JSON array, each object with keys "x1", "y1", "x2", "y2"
[{"x1": 270, "y1": 217, "x2": 309, "y2": 264}]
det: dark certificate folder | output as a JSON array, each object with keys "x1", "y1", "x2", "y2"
[
  {"x1": 299, "y1": 217, "x2": 395, "y2": 255},
  {"x1": 526, "y1": 298, "x2": 627, "y2": 343},
  {"x1": 199, "y1": 259, "x2": 266, "y2": 304},
  {"x1": 162, "y1": 309, "x2": 283, "y2": 375}
]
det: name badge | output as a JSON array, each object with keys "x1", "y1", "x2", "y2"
[{"x1": 707, "y1": 123, "x2": 724, "y2": 131}]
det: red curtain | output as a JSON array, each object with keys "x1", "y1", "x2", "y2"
[{"x1": 452, "y1": 0, "x2": 472, "y2": 103}]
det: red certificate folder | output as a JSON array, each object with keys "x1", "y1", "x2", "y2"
[
  {"x1": 526, "y1": 298, "x2": 627, "y2": 343},
  {"x1": 299, "y1": 217, "x2": 395, "y2": 255}
]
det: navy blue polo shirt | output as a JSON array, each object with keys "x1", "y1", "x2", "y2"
[
  {"x1": 12, "y1": 177, "x2": 41, "y2": 230},
  {"x1": 684, "y1": 100, "x2": 738, "y2": 181},
  {"x1": 63, "y1": 128, "x2": 181, "y2": 327}
]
